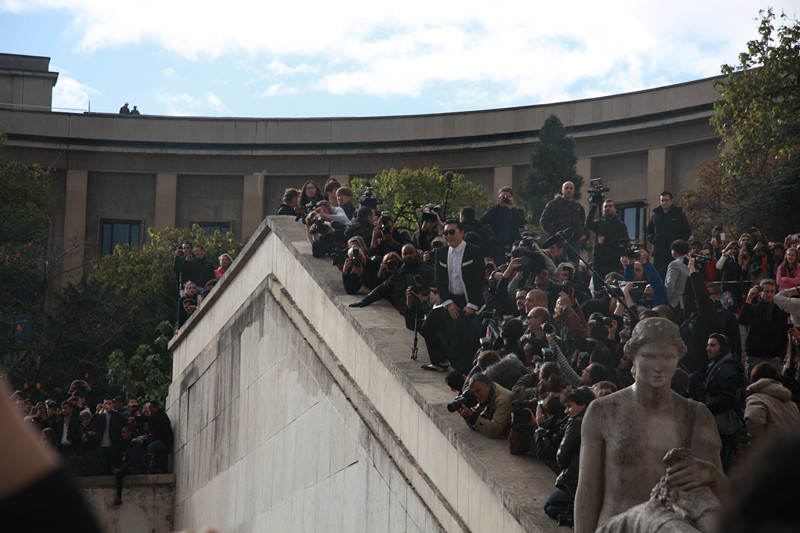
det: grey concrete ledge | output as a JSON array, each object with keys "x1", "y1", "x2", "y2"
[{"x1": 78, "y1": 473, "x2": 176, "y2": 487}]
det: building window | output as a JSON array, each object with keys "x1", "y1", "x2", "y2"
[
  {"x1": 197, "y1": 222, "x2": 231, "y2": 236},
  {"x1": 101, "y1": 220, "x2": 141, "y2": 254},
  {"x1": 617, "y1": 202, "x2": 648, "y2": 242}
]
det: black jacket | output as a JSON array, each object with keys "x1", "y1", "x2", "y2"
[
  {"x1": 645, "y1": 205, "x2": 690, "y2": 259},
  {"x1": 540, "y1": 196, "x2": 586, "y2": 240},
  {"x1": 356, "y1": 260, "x2": 433, "y2": 311},
  {"x1": 679, "y1": 272, "x2": 723, "y2": 374},
  {"x1": 434, "y1": 242, "x2": 485, "y2": 309},
  {"x1": 739, "y1": 298, "x2": 789, "y2": 360},
  {"x1": 480, "y1": 204, "x2": 526, "y2": 246},
  {"x1": 586, "y1": 206, "x2": 630, "y2": 273},
  {"x1": 91, "y1": 410, "x2": 125, "y2": 447},
  {"x1": 556, "y1": 410, "x2": 584, "y2": 493},
  {"x1": 705, "y1": 354, "x2": 745, "y2": 416}
]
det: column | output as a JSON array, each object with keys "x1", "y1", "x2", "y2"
[
  {"x1": 647, "y1": 148, "x2": 670, "y2": 208},
  {"x1": 62, "y1": 169, "x2": 88, "y2": 286},
  {"x1": 492, "y1": 166, "x2": 513, "y2": 195},
  {"x1": 242, "y1": 172, "x2": 265, "y2": 239},
  {"x1": 154, "y1": 173, "x2": 177, "y2": 230}
]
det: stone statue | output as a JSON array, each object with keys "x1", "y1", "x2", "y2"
[
  {"x1": 574, "y1": 318, "x2": 727, "y2": 533},
  {"x1": 597, "y1": 447, "x2": 721, "y2": 532}
]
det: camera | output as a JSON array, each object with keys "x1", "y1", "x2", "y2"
[
  {"x1": 361, "y1": 182, "x2": 384, "y2": 209},
  {"x1": 500, "y1": 195, "x2": 513, "y2": 205},
  {"x1": 619, "y1": 280, "x2": 648, "y2": 300},
  {"x1": 330, "y1": 250, "x2": 348, "y2": 266},
  {"x1": 542, "y1": 323, "x2": 555, "y2": 335},
  {"x1": 386, "y1": 259, "x2": 399, "y2": 270},
  {"x1": 714, "y1": 226, "x2": 723, "y2": 232},
  {"x1": 615, "y1": 239, "x2": 639, "y2": 258},
  {"x1": 587, "y1": 177, "x2": 610, "y2": 205},
  {"x1": 532, "y1": 347, "x2": 556, "y2": 368},
  {"x1": 688, "y1": 252, "x2": 710, "y2": 266},
  {"x1": 350, "y1": 246, "x2": 362, "y2": 268},
  {"x1": 176, "y1": 245, "x2": 184, "y2": 257},
  {"x1": 480, "y1": 308, "x2": 503, "y2": 342},
  {"x1": 431, "y1": 240, "x2": 445, "y2": 250},
  {"x1": 510, "y1": 397, "x2": 540, "y2": 426},
  {"x1": 446, "y1": 389, "x2": 479, "y2": 413},
  {"x1": 309, "y1": 217, "x2": 328, "y2": 234},
  {"x1": 411, "y1": 274, "x2": 430, "y2": 297},
  {"x1": 380, "y1": 225, "x2": 392, "y2": 234},
  {"x1": 421, "y1": 204, "x2": 442, "y2": 223}
]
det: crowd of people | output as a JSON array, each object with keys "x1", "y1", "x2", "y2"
[
  {"x1": 278, "y1": 178, "x2": 800, "y2": 526},
  {"x1": 173, "y1": 242, "x2": 234, "y2": 327},
  {"x1": 10, "y1": 379, "x2": 174, "y2": 508}
]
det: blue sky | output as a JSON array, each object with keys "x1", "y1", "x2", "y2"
[{"x1": 1, "y1": 1, "x2": 797, "y2": 118}]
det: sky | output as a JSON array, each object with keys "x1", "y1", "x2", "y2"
[{"x1": 1, "y1": 1, "x2": 797, "y2": 119}]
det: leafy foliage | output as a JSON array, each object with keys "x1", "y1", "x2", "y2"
[
  {"x1": 349, "y1": 166, "x2": 491, "y2": 232},
  {"x1": 106, "y1": 321, "x2": 174, "y2": 403},
  {"x1": 686, "y1": 10, "x2": 800, "y2": 240},
  {"x1": 5, "y1": 224, "x2": 243, "y2": 401},
  {"x1": 521, "y1": 115, "x2": 584, "y2": 220}
]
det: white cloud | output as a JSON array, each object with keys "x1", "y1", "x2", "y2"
[
  {"x1": 5, "y1": 0, "x2": 799, "y2": 112},
  {"x1": 50, "y1": 73, "x2": 99, "y2": 112},
  {"x1": 259, "y1": 83, "x2": 297, "y2": 98},
  {"x1": 162, "y1": 67, "x2": 175, "y2": 78}
]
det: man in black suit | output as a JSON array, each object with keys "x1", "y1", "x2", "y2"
[
  {"x1": 420, "y1": 220, "x2": 485, "y2": 374},
  {"x1": 92, "y1": 397, "x2": 125, "y2": 473}
]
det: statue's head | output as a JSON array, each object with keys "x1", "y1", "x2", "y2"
[{"x1": 624, "y1": 317, "x2": 687, "y2": 362}]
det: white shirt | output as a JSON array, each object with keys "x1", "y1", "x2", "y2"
[{"x1": 448, "y1": 240, "x2": 467, "y2": 298}]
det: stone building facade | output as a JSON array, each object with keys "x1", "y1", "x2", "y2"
[{"x1": 0, "y1": 53, "x2": 720, "y2": 284}]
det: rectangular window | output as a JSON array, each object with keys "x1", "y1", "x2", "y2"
[
  {"x1": 101, "y1": 220, "x2": 141, "y2": 254},
  {"x1": 197, "y1": 222, "x2": 231, "y2": 236},
  {"x1": 617, "y1": 202, "x2": 648, "y2": 242}
]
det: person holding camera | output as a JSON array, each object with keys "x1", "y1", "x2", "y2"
[
  {"x1": 277, "y1": 188, "x2": 301, "y2": 216},
  {"x1": 368, "y1": 214, "x2": 412, "y2": 257},
  {"x1": 348, "y1": 244, "x2": 433, "y2": 314},
  {"x1": 306, "y1": 206, "x2": 348, "y2": 258},
  {"x1": 454, "y1": 373, "x2": 513, "y2": 438},
  {"x1": 586, "y1": 199, "x2": 629, "y2": 276},
  {"x1": 739, "y1": 279, "x2": 789, "y2": 376},
  {"x1": 480, "y1": 187, "x2": 527, "y2": 263},
  {"x1": 341, "y1": 237, "x2": 381, "y2": 294},
  {"x1": 412, "y1": 204, "x2": 444, "y2": 252}
]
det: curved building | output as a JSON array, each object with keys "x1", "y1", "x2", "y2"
[{"x1": 0, "y1": 53, "x2": 720, "y2": 282}]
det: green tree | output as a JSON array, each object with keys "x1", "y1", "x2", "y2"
[
  {"x1": 107, "y1": 321, "x2": 174, "y2": 403},
  {"x1": 349, "y1": 166, "x2": 490, "y2": 232},
  {"x1": 0, "y1": 133, "x2": 53, "y2": 393},
  {"x1": 689, "y1": 9, "x2": 800, "y2": 239},
  {"x1": 6, "y1": 225, "x2": 244, "y2": 400},
  {"x1": 521, "y1": 115, "x2": 584, "y2": 222}
]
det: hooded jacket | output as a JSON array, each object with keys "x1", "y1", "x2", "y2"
[{"x1": 744, "y1": 378, "x2": 800, "y2": 440}]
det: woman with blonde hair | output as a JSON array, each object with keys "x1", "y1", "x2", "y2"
[
  {"x1": 777, "y1": 246, "x2": 800, "y2": 291},
  {"x1": 215, "y1": 253, "x2": 233, "y2": 280}
]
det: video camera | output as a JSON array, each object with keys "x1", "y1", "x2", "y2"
[
  {"x1": 618, "y1": 280, "x2": 648, "y2": 300},
  {"x1": 587, "y1": 177, "x2": 610, "y2": 205},
  {"x1": 480, "y1": 308, "x2": 503, "y2": 343},
  {"x1": 411, "y1": 274, "x2": 430, "y2": 297},
  {"x1": 421, "y1": 204, "x2": 442, "y2": 223},
  {"x1": 613, "y1": 238, "x2": 639, "y2": 258},
  {"x1": 309, "y1": 217, "x2": 329, "y2": 235},
  {"x1": 532, "y1": 346, "x2": 556, "y2": 368},
  {"x1": 507, "y1": 242, "x2": 547, "y2": 277},
  {"x1": 510, "y1": 397, "x2": 540, "y2": 426},
  {"x1": 446, "y1": 389, "x2": 479, "y2": 413},
  {"x1": 361, "y1": 181, "x2": 384, "y2": 209}
]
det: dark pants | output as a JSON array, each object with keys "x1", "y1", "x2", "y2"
[
  {"x1": 720, "y1": 433, "x2": 737, "y2": 474},
  {"x1": 98, "y1": 446, "x2": 120, "y2": 473},
  {"x1": 544, "y1": 487, "x2": 574, "y2": 520},
  {"x1": 420, "y1": 295, "x2": 480, "y2": 375},
  {"x1": 147, "y1": 440, "x2": 168, "y2": 473}
]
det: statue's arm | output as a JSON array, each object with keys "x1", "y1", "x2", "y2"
[
  {"x1": 575, "y1": 402, "x2": 605, "y2": 533},
  {"x1": 666, "y1": 405, "x2": 728, "y2": 497}
]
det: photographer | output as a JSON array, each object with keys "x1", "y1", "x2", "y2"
[
  {"x1": 340, "y1": 236, "x2": 381, "y2": 294},
  {"x1": 462, "y1": 350, "x2": 530, "y2": 395},
  {"x1": 585, "y1": 199, "x2": 629, "y2": 276},
  {"x1": 348, "y1": 244, "x2": 433, "y2": 316},
  {"x1": 454, "y1": 373, "x2": 513, "y2": 438},
  {"x1": 368, "y1": 214, "x2": 412, "y2": 257},
  {"x1": 305, "y1": 208, "x2": 347, "y2": 258},
  {"x1": 345, "y1": 206, "x2": 377, "y2": 244},
  {"x1": 532, "y1": 394, "x2": 568, "y2": 460},
  {"x1": 412, "y1": 204, "x2": 444, "y2": 252},
  {"x1": 621, "y1": 249, "x2": 668, "y2": 309},
  {"x1": 480, "y1": 187, "x2": 527, "y2": 263}
]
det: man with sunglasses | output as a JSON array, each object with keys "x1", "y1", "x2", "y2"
[{"x1": 420, "y1": 220, "x2": 485, "y2": 374}]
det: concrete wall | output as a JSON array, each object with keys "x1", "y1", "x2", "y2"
[
  {"x1": 167, "y1": 217, "x2": 561, "y2": 532},
  {"x1": 78, "y1": 474, "x2": 175, "y2": 533}
]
